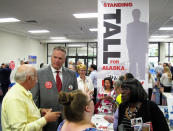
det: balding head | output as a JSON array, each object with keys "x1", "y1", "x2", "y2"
[{"x1": 15, "y1": 64, "x2": 36, "y2": 84}]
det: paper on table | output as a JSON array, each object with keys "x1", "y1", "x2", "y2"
[{"x1": 91, "y1": 114, "x2": 114, "y2": 131}]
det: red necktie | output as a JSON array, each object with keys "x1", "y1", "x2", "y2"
[{"x1": 56, "y1": 71, "x2": 62, "y2": 92}]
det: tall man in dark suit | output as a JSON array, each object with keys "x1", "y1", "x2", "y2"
[{"x1": 31, "y1": 46, "x2": 78, "y2": 131}]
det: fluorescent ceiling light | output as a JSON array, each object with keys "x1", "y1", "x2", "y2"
[
  {"x1": 0, "y1": 18, "x2": 20, "y2": 23},
  {"x1": 149, "y1": 38, "x2": 168, "y2": 42},
  {"x1": 68, "y1": 44, "x2": 86, "y2": 47},
  {"x1": 50, "y1": 37, "x2": 66, "y2": 40},
  {"x1": 73, "y1": 13, "x2": 98, "y2": 18},
  {"x1": 28, "y1": 30, "x2": 50, "y2": 34},
  {"x1": 159, "y1": 27, "x2": 173, "y2": 30},
  {"x1": 151, "y1": 35, "x2": 170, "y2": 38},
  {"x1": 89, "y1": 28, "x2": 98, "y2": 32}
]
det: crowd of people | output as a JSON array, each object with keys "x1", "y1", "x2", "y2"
[
  {"x1": 149, "y1": 62, "x2": 173, "y2": 105},
  {"x1": 0, "y1": 46, "x2": 170, "y2": 131}
]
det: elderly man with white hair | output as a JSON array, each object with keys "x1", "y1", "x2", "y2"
[{"x1": 1, "y1": 64, "x2": 60, "y2": 131}]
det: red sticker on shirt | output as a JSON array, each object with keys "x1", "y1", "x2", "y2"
[
  {"x1": 45, "y1": 81, "x2": 52, "y2": 89},
  {"x1": 9, "y1": 61, "x2": 15, "y2": 70}
]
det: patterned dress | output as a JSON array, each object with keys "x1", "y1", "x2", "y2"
[{"x1": 97, "y1": 89, "x2": 115, "y2": 114}]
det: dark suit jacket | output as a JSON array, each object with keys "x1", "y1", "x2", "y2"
[
  {"x1": 0, "y1": 67, "x2": 11, "y2": 100},
  {"x1": 31, "y1": 65, "x2": 78, "y2": 131}
]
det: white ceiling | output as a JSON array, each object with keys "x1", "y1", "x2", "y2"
[{"x1": 0, "y1": 0, "x2": 173, "y2": 42}]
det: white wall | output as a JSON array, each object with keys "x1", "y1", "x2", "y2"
[{"x1": 0, "y1": 30, "x2": 47, "y2": 82}]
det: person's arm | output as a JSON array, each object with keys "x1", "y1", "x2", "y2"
[
  {"x1": 113, "y1": 108, "x2": 119, "y2": 131},
  {"x1": 149, "y1": 101, "x2": 169, "y2": 131},
  {"x1": 97, "y1": 92, "x2": 104, "y2": 100},
  {"x1": 104, "y1": 115, "x2": 114, "y2": 123},
  {"x1": 3, "y1": 99, "x2": 46, "y2": 131},
  {"x1": 72, "y1": 71, "x2": 78, "y2": 90}
]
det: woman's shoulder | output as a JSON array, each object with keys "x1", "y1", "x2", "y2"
[
  {"x1": 57, "y1": 121, "x2": 65, "y2": 131},
  {"x1": 83, "y1": 128, "x2": 102, "y2": 131},
  {"x1": 141, "y1": 100, "x2": 160, "y2": 112}
]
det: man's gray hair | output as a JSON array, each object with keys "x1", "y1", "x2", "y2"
[
  {"x1": 114, "y1": 80, "x2": 122, "y2": 88},
  {"x1": 53, "y1": 46, "x2": 67, "y2": 54},
  {"x1": 14, "y1": 67, "x2": 35, "y2": 83}
]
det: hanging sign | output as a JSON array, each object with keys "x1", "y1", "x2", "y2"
[{"x1": 98, "y1": 0, "x2": 149, "y2": 90}]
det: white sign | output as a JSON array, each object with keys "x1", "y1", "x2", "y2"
[{"x1": 98, "y1": 0, "x2": 149, "y2": 89}]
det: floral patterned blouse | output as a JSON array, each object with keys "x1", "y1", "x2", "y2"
[{"x1": 97, "y1": 89, "x2": 115, "y2": 114}]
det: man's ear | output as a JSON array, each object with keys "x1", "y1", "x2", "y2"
[{"x1": 27, "y1": 75, "x2": 31, "y2": 81}]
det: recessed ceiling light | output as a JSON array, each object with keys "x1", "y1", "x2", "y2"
[
  {"x1": 151, "y1": 35, "x2": 170, "y2": 38},
  {"x1": 89, "y1": 28, "x2": 98, "y2": 32},
  {"x1": 73, "y1": 13, "x2": 98, "y2": 18},
  {"x1": 50, "y1": 37, "x2": 66, "y2": 40},
  {"x1": 28, "y1": 30, "x2": 50, "y2": 34},
  {"x1": 159, "y1": 27, "x2": 173, "y2": 30},
  {"x1": 0, "y1": 18, "x2": 20, "y2": 23}
]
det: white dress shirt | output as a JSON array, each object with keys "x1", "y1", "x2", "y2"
[
  {"x1": 89, "y1": 70, "x2": 97, "y2": 89},
  {"x1": 77, "y1": 76, "x2": 94, "y2": 92},
  {"x1": 51, "y1": 65, "x2": 63, "y2": 83}
]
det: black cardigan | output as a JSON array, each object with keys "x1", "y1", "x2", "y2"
[{"x1": 118, "y1": 100, "x2": 169, "y2": 131}]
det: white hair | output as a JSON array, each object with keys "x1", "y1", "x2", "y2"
[{"x1": 14, "y1": 66, "x2": 35, "y2": 83}]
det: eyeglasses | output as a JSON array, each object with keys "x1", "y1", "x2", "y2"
[{"x1": 88, "y1": 97, "x2": 93, "y2": 103}]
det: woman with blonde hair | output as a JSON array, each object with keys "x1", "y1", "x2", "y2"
[
  {"x1": 160, "y1": 66, "x2": 172, "y2": 92},
  {"x1": 77, "y1": 64, "x2": 94, "y2": 93},
  {"x1": 57, "y1": 90, "x2": 101, "y2": 131}
]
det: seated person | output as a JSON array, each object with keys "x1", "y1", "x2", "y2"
[
  {"x1": 114, "y1": 78, "x2": 169, "y2": 131},
  {"x1": 97, "y1": 77, "x2": 115, "y2": 114},
  {"x1": 57, "y1": 90, "x2": 101, "y2": 131}
]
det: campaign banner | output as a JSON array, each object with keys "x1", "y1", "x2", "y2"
[{"x1": 97, "y1": 0, "x2": 149, "y2": 90}]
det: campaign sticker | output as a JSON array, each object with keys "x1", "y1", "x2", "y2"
[
  {"x1": 68, "y1": 85, "x2": 73, "y2": 90},
  {"x1": 45, "y1": 81, "x2": 52, "y2": 89},
  {"x1": 9, "y1": 61, "x2": 15, "y2": 70}
]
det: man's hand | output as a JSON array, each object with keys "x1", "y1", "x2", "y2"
[
  {"x1": 40, "y1": 108, "x2": 52, "y2": 116},
  {"x1": 44, "y1": 110, "x2": 61, "y2": 122}
]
